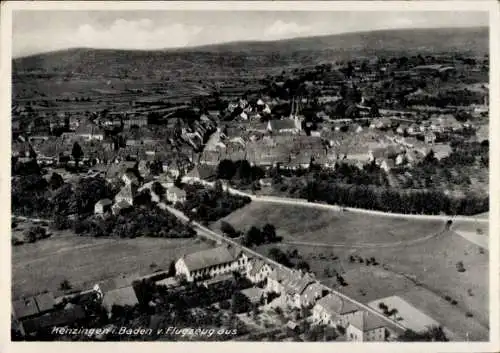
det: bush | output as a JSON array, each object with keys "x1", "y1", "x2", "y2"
[
  {"x1": 219, "y1": 300, "x2": 231, "y2": 310},
  {"x1": 59, "y1": 279, "x2": 72, "y2": 291}
]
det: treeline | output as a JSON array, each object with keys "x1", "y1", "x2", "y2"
[
  {"x1": 299, "y1": 182, "x2": 488, "y2": 216},
  {"x1": 178, "y1": 182, "x2": 252, "y2": 225},
  {"x1": 73, "y1": 206, "x2": 196, "y2": 239}
]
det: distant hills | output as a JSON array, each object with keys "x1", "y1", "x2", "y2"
[{"x1": 13, "y1": 27, "x2": 488, "y2": 75}]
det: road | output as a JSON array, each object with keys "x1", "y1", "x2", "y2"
[
  {"x1": 158, "y1": 201, "x2": 407, "y2": 333},
  {"x1": 182, "y1": 178, "x2": 489, "y2": 224}
]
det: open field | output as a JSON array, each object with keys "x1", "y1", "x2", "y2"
[
  {"x1": 216, "y1": 202, "x2": 445, "y2": 246},
  {"x1": 12, "y1": 233, "x2": 212, "y2": 299}
]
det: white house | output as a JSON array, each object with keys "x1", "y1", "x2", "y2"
[
  {"x1": 166, "y1": 186, "x2": 187, "y2": 204},
  {"x1": 175, "y1": 245, "x2": 249, "y2": 282},
  {"x1": 94, "y1": 198, "x2": 112, "y2": 215},
  {"x1": 75, "y1": 123, "x2": 104, "y2": 141},
  {"x1": 246, "y1": 259, "x2": 273, "y2": 284},
  {"x1": 345, "y1": 311, "x2": 388, "y2": 342},
  {"x1": 312, "y1": 294, "x2": 360, "y2": 327}
]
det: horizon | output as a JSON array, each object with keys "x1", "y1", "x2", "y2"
[{"x1": 12, "y1": 10, "x2": 488, "y2": 58}]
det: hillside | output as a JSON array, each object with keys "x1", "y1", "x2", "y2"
[{"x1": 12, "y1": 27, "x2": 488, "y2": 77}]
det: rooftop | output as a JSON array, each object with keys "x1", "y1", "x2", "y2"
[{"x1": 180, "y1": 245, "x2": 239, "y2": 272}]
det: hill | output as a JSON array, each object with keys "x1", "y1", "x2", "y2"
[{"x1": 12, "y1": 27, "x2": 488, "y2": 78}]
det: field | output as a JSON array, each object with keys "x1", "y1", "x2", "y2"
[
  {"x1": 216, "y1": 202, "x2": 445, "y2": 246},
  {"x1": 12, "y1": 233, "x2": 212, "y2": 299},
  {"x1": 218, "y1": 202, "x2": 489, "y2": 341}
]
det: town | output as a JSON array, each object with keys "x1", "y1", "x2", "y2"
[{"x1": 11, "y1": 25, "x2": 489, "y2": 342}]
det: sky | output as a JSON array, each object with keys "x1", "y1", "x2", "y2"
[{"x1": 12, "y1": 10, "x2": 489, "y2": 58}]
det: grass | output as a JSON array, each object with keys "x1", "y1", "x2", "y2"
[
  {"x1": 12, "y1": 232, "x2": 212, "y2": 299},
  {"x1": 217, "y1": 202, "x2": 445, "y2": 246}
]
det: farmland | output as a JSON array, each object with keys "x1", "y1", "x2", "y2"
[{"x1": 12, "y1": 232, "x2": 212, "y2": 299}]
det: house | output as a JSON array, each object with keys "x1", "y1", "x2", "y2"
[
  {"x1": 265, "y1": 268, "x2": 323, "y2": 308},
  {"x1": 182, "y1": 165, "x2": 217, "y2": 183},
  {"x1": 12, "y1": 293, "x2": 57, "y2": 321},
  {"x1": 114, "y1": 184, "x2": 138, "y2": 206},
  {"x1": 345, "y1": 310, "x2": 388, "y2": 342},
  {"x1": 111, "y1": 200, "x2": 133, "y2": 215},
  {"x1": 75, "y1": 123, "x2": 104, "y2": 141},
  {"x1": 94, "y1": 198, "x2": 113, "y2": 215},
  {"x1": 312, "y1": 294, "x2": 360, "y2": 327},
  {"x1": 240, "y1": 287, "x2": 266, "y2": 305},
  {"x1": 380, "y1": 158, "x2": 395, "y2": 172},
  {"x1": 166, "y1": 186, "x2": 187, "y2": 204},
  {"x1": 101, "y1": 286, "x2": 139, "y2": 314},
  {"x1": 175, "y1": 245, "x2": 249, "y2": 282},
  {"x1": 425, "y1": 132, "x2": 437, "y2": 144},
  {"x1": 122, "y1": 170, "x2": 139, "y2": 186},
  {"x1": 267, "y1": 118, "x2": 301, "y2": 135},
  {"x1": 246, "y1": 258, "x2": 273, "y2": 284},
  {"x1": 105, "y1": 161, "x2": 137, "y2": 182},
  {"x1": 21, "y1": 304, "x2": 86, "y2": 336}
]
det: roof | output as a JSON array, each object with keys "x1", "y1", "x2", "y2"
[
  {"x1": 12, "y1": 297, "x2": 39, "y2": 320},
  {"x1": 180, "y1": 245, "x2": 238, "y2": 272},
  {"x1": 240, "y1": 287, "x2": 264, "y2": 302},
  {"x1": 96, "y1": 198, "x2": 113, "y2": 206},
  {"x1": 102, "y1": 286, "x2": 139, "y2": 310},
  {"x1": 115, "y1": 184, "x2": 138, "y2": 202},
  {"x1": 22, "y1": 305, "x2": 85, "y2": 334},
  {"x1": 269, "y1": 268, "x2": 316, "y2": 295},
  {"x1": 75, "y1": 122, "x2": 104, "y2": 136},
  {"x1": 348, "y1": 310, "x2": 387, "y2": 332},
  {"x1": 315, "y1": 293, "x2": 344, "y2": 314},
  {"x1": 97, "y1": 275, "x2": 134, "y2": 293},
  {"x1": 33, "y1": 293, "x2": 56, "y2": 313},
  {"x1": 155, "y1": 277, "x2": 179, "y2": 287},
  {"x1": 112, "y1": 200, "x2": 133, "y2": 212},
  {"x1": 105, "y1": 161, "x2": 137, "y2": 180},
  {"x1": 339, "y1": 299, "x2": 360, "y2": 315},
  {"x1": 249, "y1": 259, "x2": 270, "y2": 277},
  {"x1": 12, "y1": 293, "x2": 56, "y2": 320},
  {"x1": 269, "y1": 119, "x2": 298, "y2": 131},
  {"x1": 167, "y1": 186, "x2": 186, "y2": 197},
  {"x1": 186, "y1": 165, "x2": 216, "y2": 180}
]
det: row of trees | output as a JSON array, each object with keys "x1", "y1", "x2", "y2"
[
  {"x1": 299, "y1": 181, "x2": 488, "y2": 215},
  {"x1": 241, "y1": 224, "x2": 282, "y2": 247}
]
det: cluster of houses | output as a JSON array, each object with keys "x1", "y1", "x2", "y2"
[
  {"x1": 12, "y1": 238, "x2": 403, "y2": 341},
  {"x1": 171, "y1": 245, "x2": 403, "y2": 341}
]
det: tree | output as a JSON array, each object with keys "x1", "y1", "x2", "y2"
[
  {"x1": 152, "y1": 182, "x2": 165, "y2": 197},
  {"x1": 220, "y1": 221, "x2": 239, "y2": 238},
  {"x1": 243, "y1": 226, "x2": 263, "y2": 247},
  {"x1": 296, "y1": 260, "x2": 310, "y2": 272},
  {"x1": 168, "y1": 260, "x2": 176, "y2": 276},
  {"x1": 231, "y1": 292, "x2": 251, "y2": 314},
  {"x1": 262, "y1": 223, "x2": 277, "y2": 243},
  {"x1": 71, "y1": 142, "x2": 84, "y2": 167},
  {"x1": 49, "y1": 172, "x2": 64, "y2": 190},
  {"x1": 217, "y1": 159, "x2": 236, "y2": 180},
  {"x1": 59, "y1": 279, "x2": 72, "y2": 291}
]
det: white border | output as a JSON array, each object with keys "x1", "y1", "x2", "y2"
[{"x1": 1, "y1": 2, "x2": 499, "y2": 353}]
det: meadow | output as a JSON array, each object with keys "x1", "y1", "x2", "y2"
[{"x1": 12, "y1": 233, "x2": 212, "y2": 299}]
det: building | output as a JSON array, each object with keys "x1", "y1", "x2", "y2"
[
  {"x1": 240, "y1": 287, "x2": 266, "y2": 305},
  {"x1": 267, "y1": 118, "x2": 301, "y2": 135},
  {"x1": 246, "y1": 258, "x2": 273, "y2": 284},
  {"x1": 101, "y1": 286, "x2": 139, "y2": 314},
  {"x1": 111, "y1": 200, "x2": 133, "y2": 215},
  {"x1": 114, "y1": 183, "x2": 138, "y2": 206},
  {"x1": 266, "y1": 268, "x2": 325, "y2": 308},
  {"x1": 312, "y1": 293, "x2": 360, "y2": 327},
  {"x1": 166, "y1": 186, "x2": 187, "y2": 204},
  {"x1": 94, "y1": 198, "x2": 113, "y2": 215},
  {"x1": 75, "y1": 123, "x2": 104, "y2": 141},
  {"x1": 12, "y1": 293, "x2": 57, "y2": 321},
  {"x1": 175, "y1": 245, "x2": 249, "y2": 282},
  {"x1": 21, "y1": 304, "x2": 86, "y2": 336},
  {"x1": 122, "y1": 170, "x2": 140, "y2": 186},
  {"x1": 345, "y1": 310, "x2": 388, "y2": 342}
]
